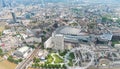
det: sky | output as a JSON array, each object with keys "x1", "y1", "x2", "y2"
[{"x1": 1, "y1": 0, "x2": 120, "y2": 6}]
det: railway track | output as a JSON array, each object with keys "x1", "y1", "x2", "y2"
[{"x1": 16, "y1": 47, "x2": 40, "y2": 69}]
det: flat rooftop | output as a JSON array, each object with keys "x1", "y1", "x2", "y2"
[{"x1": 55, "y1": 26, "x2": 88, "y2": 36}]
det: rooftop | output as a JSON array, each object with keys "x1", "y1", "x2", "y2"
[
  {"x1": 55, "y1": 26, "x2": 88, "y2": 36},
  {"x1": 18, "y1": 46, "x2": 29, "y2": 53},
  {"x1": 100, "y1": 34, "x2": 113, "y2": 41}
]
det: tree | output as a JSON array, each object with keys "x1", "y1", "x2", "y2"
[
  {"x1": 35, "y1": 63, "x2": 40, "y2": 68},
  {"x1": 7, "y1": 56, "x2": 23, "y2": 64},
  {"x1": 102, "y1": 16, "x2": 113, "y2": 23},
  {"x1": 0, "y1": 48, "x2": 3, "y2": 56},
  {"x1": 59, "y1": 50, "x2": 68, "y2": 56},
  {"x1": 40, "y1": 64, "x2": 44, "y2": 68},
  {"x1": 32, "y1": 63, "x2": 39, "y2": 68},
  {"x1": 88, "y1": 23, "x2": 96, "y2": 29},
  {"x1": 43, "y1": 31, "x2": 46, "y2": 34},
  {"x1": 46, "y1": 28, "x2": 50, "y2": 32},
  {"x1": 69, "y1": 53, "x2": 75, "y2": 59},
  {"x1": 14, "y1": 60, "x2": 19, "y2": 64},
  {"x1": 62, "y1": 64, "x2": 66, "y2": 68},
  {"x1": 33, "y1": 57, "x2": 40, "y2": 63},
  {"x1": 102, "y1": 17, "x2": 108, "y2": 22},
  {"x1": 18, "y1": 58, "x2": 23, "y2": 62},
  {"x1": 41, "y1": 35, "x2": 47, "y2": 42},
  {"x1": 7, "y1": 56, "x2": 14, "y2": 63}
]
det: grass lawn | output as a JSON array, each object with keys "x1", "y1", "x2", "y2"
[
  {"x1": 0, "y1": 60, "x2": 17, "y2": 69},
  {"x1": 46, "y1": 55, "x2": 54, "y2": 64},
  {"x1": 112, "y1": 40, "x2": 120, "y2": 47},
  {"x1": 53, "y1": 54, "x2": 64, "y2": 63},
  {"x1": 112, "y1": 41, "x2": 120, "y2": 44}
]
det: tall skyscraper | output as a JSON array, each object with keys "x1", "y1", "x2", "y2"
[
  {"x1": 11, "y1": 12, "x2": 17, "y2": 23},
  {"x1": 1, "y1": 0, "x2": 6, "y2": 7}
]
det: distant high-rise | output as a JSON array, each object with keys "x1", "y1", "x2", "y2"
[
  {"x1": 11, "y1": 12, "x2": 17, "y2": 23},
  {"x1": 41, "y1": 0, "x2": 45, "y2": 8},
  {"x1": 1, "y1": 0, "x2": 6, "y2": 7}
]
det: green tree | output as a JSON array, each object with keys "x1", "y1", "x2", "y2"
[
  {"x1": 102, "y1": 16, "x2": 113, "y2": 23},
  {"x1": 43, "y1": 31, "x2": 46, "y2": 34},
  {"x1": 59, "y1": 50, "x2": 68, "y2": 56},
  {"x1": 18, "y1": 58, "x2": 23, "y2": 62},
  {"x1": 7, "y1": 56, "x2": 14, "y2": 63},
  {"x1": 14, "y1": 60, "x2": 19, "y2": 64},
  {"x1": 88, "y1": 23, "x2": 96, "y2": 29},
  {"x1": 0, "y1": 48, "x2": 3, "y2": 56},
  {"x1": 102, "y1": 17, "x2": 108, "y2": 22},
  {"x1": 33, "y1": 57, "x2": 40, "y2": 63}
]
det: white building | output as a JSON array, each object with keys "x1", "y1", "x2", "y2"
[
  {"x1": 44, "y1": 37, "x2": 53, "y2": 49},
  {"x1": 14, "y1": 46, "x2": 32, "y2": 58},
  {"x1": 25, "y1": 37, "x2": 42, "y2": 43},
  {"x1": 44, "y1": 34, "x2": 64, "y2": 51},
  {"x1": 52, "y1": 34, "x2": 64, "y2": 51},
  {"x1": 3, "y1": 29, "x2": 12, "y2": 35}
]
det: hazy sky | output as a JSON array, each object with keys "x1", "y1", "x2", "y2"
[{"x1": 1, "y1": 0, "x2": 120, "y2": 6}]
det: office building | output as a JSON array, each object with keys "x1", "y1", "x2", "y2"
[
  {"x1": 52, "y1": 34, "x2": 64, "y2": 51},
  {"x1": 11, "y1": 12, "x2": 17, "y2": 23},
  {"x1": 44, "y1": 37, "x2": 53, "y2": 49}
]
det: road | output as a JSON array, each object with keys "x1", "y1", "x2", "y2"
[{"x1": 16, "y1": 47, "x2": 40, "y2": 69}]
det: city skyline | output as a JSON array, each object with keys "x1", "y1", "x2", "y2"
[{"x1": 0, "y1": 0, "x2": 120, "y2": 69}]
